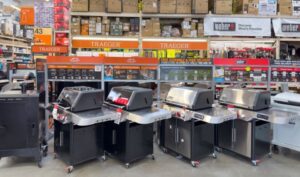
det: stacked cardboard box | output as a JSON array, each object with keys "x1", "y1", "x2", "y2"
[
  {"x1": 242, "y1": 0, "x2": 259, "y2": 14},
  {"x1": 160, "y1": 0, "x2": 177, "y2": 13},
  {"x1": 143, "y1": 0, "x2": 159, "y2": 13},
  {"x1": 142, "y1": 18, "x2": 161, "y2": 37},
  {"x1": 293, "y1": 0, "x2": 300, "y2": 16},
  {"x1": 107, "y1": 0, "x2": 122, "y2": 13},
  {"x1": 89, "y1": 0, "x2": 105, "y2": 12},
  {"x1": 71, "y1": 17, "x2": 81, "y2": 35},
  {"x1": 177, "y1": 0, "x2": 192, "y2": 14},
  {"x1": 123, "y1": 0, "x2": 139, "y2": 13},
  {"x1": 214, "y1": 0, "x2": 233, "y2": 14},
  {"x1": 279, "y1": 0, "x2": 292, "y2": 15},
  {"x1": 193, "y1": 0, "x2": 209, "y2": 14},
  {"x1": 72, "y1": 0, "x2": 89, "y2": 12},
  {"x1": 198, "y1": 23, "x2": 204, "y2": 37},
  {"x1": 258, "y1": 0, "x2": 277, "y2": 15}
]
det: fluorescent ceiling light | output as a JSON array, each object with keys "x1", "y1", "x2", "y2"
[{"x1": 10, "y1": 5, "x2": 20, "y2": 11}]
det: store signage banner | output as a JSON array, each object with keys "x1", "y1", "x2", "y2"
[
  {"x1": 72, "y1": 40, "x2": 139, "y2": 49},
  {"x1": 32, "y1": 46, "x2": 68, "y2": 53},
  {"x1": 204, "y1": 17, "x2": 271, "y2": 37},
  {"x1": 20, "y1": 7, "x2": 34, "y2": 25},
  {"x1": 34, "y1": 28, "x2": 52, "y2": 45},
  {"x1": 273, "y1": 18, "x2": 300, "y2": 37},
  {"x1": 142, "y1": 41, "x2": 208, "y2": 50}
]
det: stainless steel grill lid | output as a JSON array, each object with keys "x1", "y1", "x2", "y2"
[
  {"x1": 165, "y1": 87, "x2": 213, "y2": 110},
  {"x1": 219, "y1": 88, "x2": 270, "y2": 111}
]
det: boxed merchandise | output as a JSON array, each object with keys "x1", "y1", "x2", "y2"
[
  {"x1": 107, "y1": 0, "x2": 122, "y2": 13},
  {"x1": 152, "y1": 19, "x2": 161, "y2": 36},
  {"x1": 193, "y1": 0, "x2": 209, "y2": 14},
  {"x1": 160, "y1": 0, "x2": 177, "y2": 13},
  {"x1": 279, "y1": 0, "x2": 292, "y2": 15},
  {"x1": 110, "y1": 21, "x2": 123, "y2": 36},
  {"x1": 198, "y1": 23, "x2": 204, "y2": 37},
  {"x1": 142, "y1": 19, "x2": 153, "y2": 36},
  {"x1": 293, "y1": 0, "x2": 300, "y2": 16},
  {"x1": 214, "y1": 0, "x2": 233, "y2": 14},
  {"x1": 258, "y1": 0, "x2": 277, "y2": 15},
  {"x1": 81, "y1": 19, "x2": 89, "y2": 35},
  {"x1": 123, "y1": 0, "x2": 139, "y2": 13},
  {"x1": 232, "y1": 0, "x2": 244, "y2": 14},
  {"x1": 72, "y1": 0, "x2": 89, "y2": 12},
  {"x1": 143, "y1": 0, "x2": 159, "y2": 13},
  {"x1": 130, "y1": 18, "x2": 140, "y2": 32},
  {"x1": 89, "y1": 0, "x2": 105, "y2": 12},
  {"x1": 176, "y1": 0, "x2": 192, "y2": 14}
]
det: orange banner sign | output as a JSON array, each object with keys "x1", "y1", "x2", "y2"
[
  {"x1": 32, "y1": 46, "x2": 68, "y2": 53},
  {"x1": 47, "y1": 56, "x2": 104, "y2": 64},
  {"x1": 104, "y1": 57, "x2": 159, "y2": 65},
  {"x1": 20, "y1": 7, "x2": 34, "y2": 25},
  {"x1": 142, "y1": 41, "x2": 208, "y2": 50},
  {"x1": 72, "y1": 40, "x2": 139, "y2": 49}
]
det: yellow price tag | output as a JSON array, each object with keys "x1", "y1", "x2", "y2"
[{"x1": 245, "y1": 66, "x2": 251, "y2": 72}]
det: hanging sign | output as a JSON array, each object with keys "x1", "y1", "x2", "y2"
[
  {"x1": 204, "y1": 17, "x2": 271, "y2": 37},
  {"x1": 72, "y1": 40, "x2": 139, "y2": 49},
  {"x1": 34, "y1": 28, "x2": 53, "y2": 45},
  {"x1": 142, "y1": 41, "x2": 208, "y2": 50},
  {"x1": 20, "y1": 7, "x2": 34, "y2": 25},
  {"x1": 32, "y1": 46, "x2": 68, "y2": 53},
  {"x1": 273, "y1": 18, "x2": 300, "y2": 37}
]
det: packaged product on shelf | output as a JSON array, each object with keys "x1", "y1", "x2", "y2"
[
  {"x1": 176, "y1": 0, "x2": 192, "y2": 14},
  {"x1": 279, "y1": 0, "x2": 292, "y2": 15},
  {"x1": 89, "y1": 17, "x2": 97, "y2": 35},
  {"x1": 123, "y1": 0, "x2": 139, "y2": 13},
  {"x1": 293, "y1": 0, "x2": 300, "y2": 16},
  {"x1": 243, "y1": 0, "x2": 259, "y2": 14},
  {"x1": 162, "y1": 25, "x2": 172, "y2": 37},
  {"x1": 193, "y1": 0, "x2": 209, "y2": 14},
  {"x1": 107, "y1": 0, "x2": 122, "y2": 13},
  {"x1": 214, "y1": 0, "x2": 233, "y2": 14},
  {"x1": 152, "y1": 18, "x2": 161, "y2": 36},
  {"x1": 89, "y1": 0, "x2": 105, "y2": 12},
  {"x1": 197, "y1": 23, "x2": 204, "y2": 37},
  {"x1": 142, "y1": 19, "x2": 153, "y2": 36},
  {"x1": 130, "y1": 18, "x2": 140, "y2": 32},
  {"x1": 258, "y1": 0, "x2": 278, "y2": 15},
  {"x1": 81, "y1": 19, "x2": 89, "y2": 35},
  {"x1": 160, "y1": 0, "x2": 177, "y2": 13},
  {"x1": 232, "y1": 0, "x2": 243, "y2": 14},
  {"x1": 72, "y1": 0, "x2": 89, "y2": 12},
  {"x1": 142, "y1": 0, "x2": 159, "y2": 13}
]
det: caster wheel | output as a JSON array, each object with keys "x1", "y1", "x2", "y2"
[
  {"x1": 65, "y1": 166, "x2": 74, "y2": 174},
  {"x1": 162, "y1": 148, "x2": 168, "y2": 153},
  {"x1": 191, "y1": 161, "x2": 200, "y2": 168},
  {"x1": 251, "y1": 160, "x2": 260, "y2": 166},
  {"x1": 37, "y1": 161, "x2": 42, "y2": 168},
  {"x1": 151, "y1": 155, "x2": 155, "y2": 160},
  {"x1": 212, "y1": 153, "x2": 217, "y2": 159},
  {"x1": 268, "y1": 153, "x2": 272, "y2": 158},
  {"x1": 125, "y1": 163, "x2": 131, "y2": 169},
  {"x1": 215, "y1": 147, "x2": 223, "y2": 153},
  {"x1": 101, "y1": 155, "x2": 107, "y2": 161}
]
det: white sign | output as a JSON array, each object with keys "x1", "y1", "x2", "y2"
[
  {"x1": 273, "y1": 18, "x2": 300, "y2": 37},
  {"x1": 204, "y1": 17, "x2": 271, "y2": 37}
]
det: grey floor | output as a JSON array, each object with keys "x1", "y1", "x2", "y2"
[{"x1": 1, "y1": 142, "x2": 300, "y2": 177}]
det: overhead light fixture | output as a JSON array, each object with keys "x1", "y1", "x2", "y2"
[{"x1": 10, "y1": 5, "x2": 20, "y2": 11}]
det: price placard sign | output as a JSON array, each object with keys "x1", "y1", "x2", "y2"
[{"x1": 34, "y1": 28, "x2": 52, "y2": 46}]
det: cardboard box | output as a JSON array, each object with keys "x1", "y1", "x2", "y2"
[
  {"x1": 198, "y1": 23, "x2": 204, "y2": 37},
  {"x1": 279, "y1": 0, "x2": 292, "y2": 15},
  {"x1": 258, "y1": 0, "x2": 277, "y2": 16},
  {"x1": 160, "y1": 0, "x2": 176, "y2": 13},
  {"x1": 214, "y1": 0, "x2": 233, "y2": 14},
  {"x1": 107, "y1": 0, "x2": 122, "y2": 13},
  {"x1": 72, "y1": 0, "x2": 89, "y2": 12},
  {"x1": 177, "y1": 0, "x2": 192, "y2": 14},
  {"x1": 89, "y1": 0, "x2": 105, "y2": 12},
  {"x1": 193, "y1": 0, "x2": 209, "y2": 14},
  {"x1": 143, "y1": 0, "x2": 158, "y2": 13},
  {"x1": 232, "y1": 0, "x2": 244, "y2": 14},
  {"x1": 123, "y1": 0, "x2": 139, "y2": 13}
]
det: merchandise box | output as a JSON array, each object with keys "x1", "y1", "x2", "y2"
[
  {"x1": 72, "y1": 0, "x2": 89, "y2": 12},
  {"x1": 143, "y1": 0, "x2": 159, "y2": 13},
  {"x1": 123, "y1": 0, "x2": 139, "y2": 13},
  {"x1": 107, "y1": 0, "x2": 122, "y2": 13},
  {"x1": 160, "y1": 0, "x2": 176, "y2": 13},
  {"x1": 89, "y1": 0, "x2": 105, "y2": 12},
  {"x1": 176, "y1": 0, "x2": 192, "y2": 14}
]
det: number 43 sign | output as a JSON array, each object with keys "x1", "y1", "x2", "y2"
[{"x1": 34, "y1": 28, "x2": 53, "y2": 46}]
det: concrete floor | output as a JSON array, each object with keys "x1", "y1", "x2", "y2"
[{"x1": 1, "y1": 142, "x2": 300, "y2": 177}]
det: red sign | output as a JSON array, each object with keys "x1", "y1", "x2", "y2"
[
  {"x1": 47, "y1": 56, "x2": 104, "y2": 64},
  {"x1": 32, "y1": 46, "x2": 68, "y2": 53},
  {"x1": 104, "y1": 57, "x2": 159, "y2": 65},
  {"x1": 214, "y1": 58, "x2": 270, "y2": 66}
]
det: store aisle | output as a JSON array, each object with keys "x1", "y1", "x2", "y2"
[{"x1": 1, "y1": 141, "x2": 300, "y2": 177}]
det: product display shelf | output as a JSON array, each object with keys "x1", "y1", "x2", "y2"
[{"x1": 71, "y1": 12, "x2": 141, "y2": 18}]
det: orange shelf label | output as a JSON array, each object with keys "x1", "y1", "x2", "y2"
[
  {"x1": 32, "y1": 46, "x2": 68, "y2": 53},
  {"x1": 72, "y1": 40, "x2": 139, "y2": 49},
  {"x1": 142, "y1": 41, "x2": 208, "y2": 50}
]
